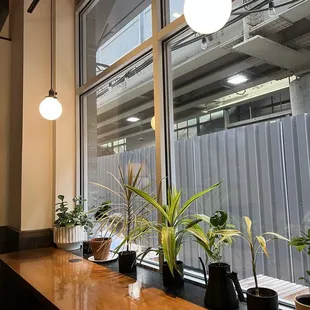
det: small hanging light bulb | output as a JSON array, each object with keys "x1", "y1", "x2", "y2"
[
  {"x1": 201, "y1": 36, "x2": 208, "y2": 50},
  {"x1": 268, "y1": 1, "x2": 276, "y2": 17}
]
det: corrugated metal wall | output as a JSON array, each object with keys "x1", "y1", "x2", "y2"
[{"x1": 96, "y1": 114, "x2": 310, "y2": 282}]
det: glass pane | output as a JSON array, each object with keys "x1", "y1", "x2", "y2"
[
  {"x1": 166, "y1": 26, "x2": 307, "y2": 306},
  {"x1": 82, "y1": 53, "x2": 157, "y2": 259},
  {"x1": 169, "y1": 0, "x2": 184, "y2": 22},
  {"x1": 81, "y1": 0, "x2": 152, "y2": 83}
]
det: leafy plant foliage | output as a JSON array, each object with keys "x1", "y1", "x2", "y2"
[
  {"x1": 121, "y1": 183, "x2": 222, "y2": 276},
  {"x1": 290, "y1": 229, "x2": 310, "y2": 286},
  {"x1": 54, "y1": 195, "x2": 93, "y2": 231}
]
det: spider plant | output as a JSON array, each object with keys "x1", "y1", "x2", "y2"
[
  {"x1": 91, "y1": 163, "x2": 154, "y2": 253},
  {"x1": 122, "y1": 182, "x2": 222, "y2": 277},
  {"x1": 240, "y1": 216, "x2": 289, "y2": 295}
]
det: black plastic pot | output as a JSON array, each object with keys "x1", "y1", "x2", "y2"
[
  {"x1": 295, "y1": 294, "x2": 310, "y2": 309},
  {"x1": 247, "y1": 287, "x2": 278, "y2": 310},
  {"x1": 82, "y1": 241, "x2": 92, "y2": 255},
  {"x1": 118, "y1": 251, "x2": 137, "y2": 273},
  {"x1": 162, "y1": 261, "x2": 184, "y2": 288}
]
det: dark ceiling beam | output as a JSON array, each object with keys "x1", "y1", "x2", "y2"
[{"x1": 0, "y1": 0, "x2": 9, "y2": 33}]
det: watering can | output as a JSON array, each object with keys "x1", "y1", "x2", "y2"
[{"x1": 199, "y1": 258, "x2": 245, "y2": 310}]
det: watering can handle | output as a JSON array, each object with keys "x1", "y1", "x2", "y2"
[
  {"x1": 227, "y1": 271, "x2": 246, "y2": 302},
  {"x1": 198, "y1": 257, "x2": 208, "y2": 287}
]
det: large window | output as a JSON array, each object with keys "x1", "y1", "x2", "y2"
[
  {"x1": 78, "y1": 0, "x2": 310, "y2": 308},
  {"x1": 81, "y1": 53, "x2": 157, "y2": 254},
  {"x1": 80, "y1": 0, "x2": 152, "y2": 83},
  {"x1": 164, "y1": 26, "x2": 308, "y2": 306}
]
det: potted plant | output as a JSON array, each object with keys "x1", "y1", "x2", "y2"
[
  {"x1": 290, "y1": 230, "x2": 310, "y2": 309},
  {"x1": 90, "y1": 208, "x2": 124, "y2": 261},
  {"x1": 54, "y1": 195, "x2": 92, "y2": 251},
  {"x1": 82, "y1": 200, "x2": 112, "y2": 255},
  {"x1": 123, "y1": 182, "x2": 221, "y2": 288},
  {"x1": 92, "y1": 163, "x2": 154, "y2": 273},
  {"x1": 239, "y1": 216, "x2": 289, "y2": 310},
  {"x1": 194, "y1": 211, "x2": 244, "y2": 310}
]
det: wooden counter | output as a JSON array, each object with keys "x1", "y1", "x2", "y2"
[{"x1": 0, "y1": 248, "x2": 204, "y2": 310}]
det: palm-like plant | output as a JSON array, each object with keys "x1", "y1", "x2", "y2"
[
  {"x1": 122, "y1": 182, "x2": 222, "y2": 276},
  {"x1": 91, "y1": 163, "x2": 154, "y2": 253}
]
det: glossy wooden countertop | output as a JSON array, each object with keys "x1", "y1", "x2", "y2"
[{"x1": 0, "y1": 248, "x2": 204, "y2": 310}]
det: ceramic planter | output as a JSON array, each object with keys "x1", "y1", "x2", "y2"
[
  {"x1": 247, "y1": 287, "x2": 278, "y2": 310},
  {"x1": 118, "y1": 251, "x2": 137, "y2": 273},
  {"x1": 90, "y1": 238, "x2": 112, "y2": 260},
  {"x1": 295, "y1": 295, "x2": 310, "y2": 310},
  {"x1": 162, "y1": 261, "x2": 184, "y2": 288},
  {"x1": 54, "y1": 226, "x2": 83, "y2": 251}
]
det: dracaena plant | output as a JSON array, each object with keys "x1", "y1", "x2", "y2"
[
  {"x1": 290, "y1": 229, "x2": 310, "y2": 286},
  {"x1": 91, "y1": 163, "x2": 154, "y2": 253},
  {"x1": 240, "y1": 217, "x2": 289, "y2": 294},
  {"x1": 121, "y1": 182, "x2": 222, "y2": 276},
  {"x1": 193, "y1": 210, "x2": 240, "y2": 264}
]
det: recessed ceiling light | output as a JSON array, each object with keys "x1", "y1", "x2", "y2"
[
  {"x1": 173, "y1": 12, "x2": 182, "y2": 19},
  {"x1": 227, "y1": 74, "x2": 248, "y2": 85},
  {"x1": 127, "y1": 117, "x2": 140, "y2": 123}
]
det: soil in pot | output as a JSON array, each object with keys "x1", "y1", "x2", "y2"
[
  {"x1": 162, "y1": 261, "x2": 184, "y2": 288},
  {"x1": 247, "y1": 287, "x2": 278, "y2": 310},
  {"x1": 90, "y1": 238, "x2": 112, "y2": 260},
  {"x1": 118, "y1": 251, "x2": 137, "y2": 274},
  {"x1": 83, "y1": 241, "x2": 92, "y2": 255},
  {"x1": 296, "y1": 295, "x2": 310, "y2": 310}
]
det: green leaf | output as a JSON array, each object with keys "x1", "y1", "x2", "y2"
[
  {"x1": 126, "y1": 185, "x2": 170, "y2": 222},
  {"x1": 178, "y1": 182, "x2": 222, "y2": 220},
  {"x1": 244, "y1": 216, "x2": 252, "y2": 239},
  {"x1": 262, "y1": 232, "x2": 289, "y2": 242},
  {"x1": 162, "y1": 227, "x2": 177, "y2": 276},
  {"x1": 193, "y1": 214, "x2": 210, "y2": 223},
  {"x1": 210, "y1": 211, "x2": 227, "y2": 228},
  {"x1": 58, "y1": 195, "x2": 64, "y2": 201},
  {"x1": 257, "y1": 235, "x2": 269, "y2": 257}
]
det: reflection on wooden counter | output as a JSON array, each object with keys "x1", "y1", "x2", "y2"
[{"x1": 0, "y1": 248, "x2": 204, "y2": 310}]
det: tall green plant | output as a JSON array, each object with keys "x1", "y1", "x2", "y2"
[
  {"x1": 240, "y1": 217, "x2": 289, "y2": 294},
  {"x1": 91, "y1": 163, "x2": 154, "y2": 252},
  {"x1": 290, "y1": 230, "x2": 310, "y2": 286},
  {"x1": 121, "y1": 182, "x2": 222, "y2": 276}
]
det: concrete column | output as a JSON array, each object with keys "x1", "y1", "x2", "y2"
[{"x1": 290, "y1": 74, "x2": 310, "y2": 115}]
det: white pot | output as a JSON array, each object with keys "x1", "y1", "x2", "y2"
[{"x1": 54, "y1": 226, "x2": 83, "y2": 251}]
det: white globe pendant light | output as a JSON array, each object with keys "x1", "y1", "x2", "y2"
[
  {"x1": 184, "y1": 0, "x2": 232, "y2": 35},
  {"x1": 39, "y1": 0, "x2": 62, "y2": 121},
  {"x1": 39, "y1": 90, "x2": 62, "y2": 121}
]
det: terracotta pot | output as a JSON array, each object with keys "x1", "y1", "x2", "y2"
[
  {"x1": 90, "y1": 238, "x2": 112, "y2": 260},
  {"x1": 295, "y1": 295, "x2": 310, "y2": 310}
]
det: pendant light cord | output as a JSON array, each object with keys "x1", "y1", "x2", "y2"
[{"x1": 50, "y1": 0, "x2": 53, "y2": 91}]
